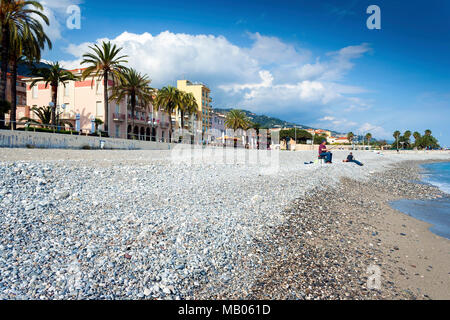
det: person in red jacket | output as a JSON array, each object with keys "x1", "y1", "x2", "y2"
[{"x1": 318, "y1": 140, "x2": 332, "y2": 163}]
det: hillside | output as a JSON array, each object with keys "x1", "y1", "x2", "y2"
[
  {"x1": 213, "y1": 107, "x2": 343, "y2": 136},
  {"x1": 213, "y1": 108, "x2": 311, "y2": 129}
]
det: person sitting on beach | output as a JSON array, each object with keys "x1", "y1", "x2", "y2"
[
  {"x1": 343, "y1": 152, "x2": 363, "y2": 166},
  {"x1": 318, "y1": 140, "x2": 332, "y2": 163}
]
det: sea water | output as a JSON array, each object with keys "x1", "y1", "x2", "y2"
[{"x1": 390, "y1": 162, "x2": 450, "y2": 240}]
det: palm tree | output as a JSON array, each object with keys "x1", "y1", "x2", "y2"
[
  {"x1": 0, "y1": 0, "x2": 50, "y2": 127},
  {"x1": 81, "y1": 41, "x2": 128, "y2": 135},
  {"x1": 404, "y1": 130, "x2": 411, "y2": 139},
  {"x1": 424, "y1": 129, "x2": 432, "y2": 136},
  {"x1": 365, "y1": 133, "x2": 372, "y2": 145},
  {"x1": 94, "y1": 118, "x2": 103, "y2": 133},
  {"x1": 154, "y1": 86, "x2": 182, "y2": 142},
  {"x1": 8, "y1": 24, "x2": 51, "y2": 129},
  {"x1": 180, "y1": 91, "x2": 199, "y2": 134},
  {"x1": 251, "y1": 122, "x2": 261, "y2": 149},
  {"x1": 393, "y1": 130, "x2": 401, "y2": 150},
  {"x1": 225, "y1": 109, "x2": 250, "y2": 131},
  {"x1": 30, "y1": 62, "x2": 78, "y2": 126},
  {"x1": 20, "y1": 105, "x2": 52, "y2": 127},
  {"x1": 225, "y1": 109, "x2": 250, "y2": 148},
  {"x1": 347, "y1": 132, "x2": 355, "y2": 144},
  {"x1": 109, "y1": 68, "x2": 154, "y2": 136},
  {"x1": 20, "y1": 105, "x2": 72, "y2": 129},
  {"x1": 413, "y1": 131, "x2": 421, "y2": 141}
]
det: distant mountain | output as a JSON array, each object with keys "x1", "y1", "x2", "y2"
[
  {"x1": 213, "y1": 107, "x2": 311, "y2": 129},
  {"x1": 17, "y1": 62, "x2": 51, "y2": 76},
  {"x1": 213, "y1": 107, "x2": 343, "y2": 136},
  {"x1": 0, "y1": 60, "x2": 51, "y2": 77}
]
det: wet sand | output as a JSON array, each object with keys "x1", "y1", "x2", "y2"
[{"x1": 249, "y1": 161, "x2": 450, "y2": 300}]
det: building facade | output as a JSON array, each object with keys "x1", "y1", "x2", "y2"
[
  {"x1": 25, "y1": 68, "x2": 173, "y2": 142},
  {"x1": 2, "y1": 72, "x2": 28, "y2": 125},
  {"x1": 177, "y1": 80, "x2": 212, "y2": 136},
  {"x1": 209, "y1": 110, "x2": 226, "y2": 143},
  {"x1": 305, "y1": 128, "x2": 332, "y2": 137}
]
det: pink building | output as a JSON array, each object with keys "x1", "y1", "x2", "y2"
[
  {"x1": 1, "y1": 72, "x2": 29, "y2": 125},
  {"x1": 25, "y1": 68, "x2": 174, "y2": 141}
]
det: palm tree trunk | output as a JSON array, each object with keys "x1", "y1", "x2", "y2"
[
  {"x1": 131, "y1": 93, "x2": 136, "y2": 139},
  {"x1": 0, "y1": 24, "x2": 10, "y2": 129},
  {"x1": 180, "y1": 110, "x2": 185, "y2": 141},
  {"x1": 10, "y1": 59, "x2": 17, "y2": 130},
  {"x1": 168, "y1": 110, "x2": 172, "y2": 143},
  {"x1": 51, "y1": 84, "x2": 57, "y2": 127},
  {"x1": 103, "y1": 72, "x2": 109, "y2": 135}
]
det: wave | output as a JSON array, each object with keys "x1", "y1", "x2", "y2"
[{"x1": 421, "y1": 162, "x2": 450, "y2": 195}]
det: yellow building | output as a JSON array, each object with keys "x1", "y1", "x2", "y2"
[{"x1": 177, "y1": 80, "x2": 212, "y2": 134}]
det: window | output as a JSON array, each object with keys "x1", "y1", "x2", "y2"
[
  {"x1": 96, "y1": 101, "x2": 103, "y2": 117},
  {"x1": 96, "y1": 83, "x2": 101, "y2": 94},
  {"x1": 32, "y1": 86, "x2": 37, "y2": 98},
  {"x1": 64, "y1": 84, "x2": 69, "y2": 97},
  {"x1": 115, "y1": 104, "x2": 120, "y2": 114},
  {"x1": 115, "y1": 125, "x2": 120, "y2": 138}
]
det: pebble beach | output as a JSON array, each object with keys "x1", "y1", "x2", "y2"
[{"x1": 0, "y1": 148, "x2": 449, "y2": 300}]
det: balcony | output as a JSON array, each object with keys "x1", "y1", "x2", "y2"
[
  {"x1": 113, "y1": 113, "x2": 126, "y2": 122},
  {"x1": 127, "y1": 114, "x2": 146, "y2": 123}
]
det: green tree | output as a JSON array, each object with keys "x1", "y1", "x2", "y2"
[
  {"x1": 393, "y1": 130, "x2": 401, "y2": 150},
  {"x1": 404, "y1": 130, "x2": 412, "y2": 141},
  {"x1": 413, "y1": 130, "x2": 439, "y2": 150},
  {"x1": 81, "y1": 41, "x2": 129, "y2": 134},
  {"x1": 413, "y1": 131, "x2": 421, "y2": 142},
  {"x1": 30, "y1": 62, "x2": 78, "y2": 126},
  {"x1": 109, "y1": 68, "x2": 154, "y2": 133},
  {"x1": 313, "y1": 134, "x2": 328, "y2": 145},
  {"x1": 8, "y1": 23, "x2": 51, "y2": 129},
  {"x1": 0, "y1": 0, "x2": 50, "y2": 127},
  {"x1": 250, "y1": 122, "x2": 261, "y2": 149},
  {"x1": 347, "y1": 132, "x2": 355, "y2": 144},
  {"x1": 415, "y1": 135, "x2": 440, "y2": 150},
  {"x1": 20, "y1": 105, "x2": 72, "y2": 128},
  {"x1": 94, "y1": 118, "x2": 103, "y2": 133},
  {"x1": 279, "y1": 128, "x2": 312, "y2": 143},
  {"x1": 225, "y1": 109, "x2": 251, "y2": 131},
  {"x1": 180, "y1": 91, "x2": 199, "y2": 133},
  {"x1": 154, "y1": 86, "x2": 183, "y2": 142},
  {"x1": 225, "y1": 109, "x2": 251, "y2": 147},
  {"x1": 400, "y1": 130, "x2": 412, "y2": 149},
  {"x1": 365, "y1": 133, "x2": 372, "y2": 145}
]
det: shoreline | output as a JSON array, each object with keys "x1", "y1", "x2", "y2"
[{"x1": 243, "y1": 160, "x2": 450, "y2": 300}]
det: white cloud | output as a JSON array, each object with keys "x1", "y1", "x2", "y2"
[
  {"x1": 62, "y1": 31, "x2": 260, "y2": 86},
  {"x1": 37, "y1": 0, "x2": 83, "y2": 41},
  {"x1": 61, "y1": 30, "x2": 376, "y2": 135},
  {"x1": 316, "y1": 116, "x2": 390, "y2": 139},
  {"x1": 320, "y1": 116, "x2": 335, "y2": 121},
  {"x1": 357, "y1": 122, "x2": 389, "y2": 138},
  {"x1": 245, "y1": 32, "x2": 310, "y2": 66}
]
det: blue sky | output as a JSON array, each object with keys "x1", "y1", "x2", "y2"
[{"x1": 39, "y1": 0, "x2": 450, "y2": 146}]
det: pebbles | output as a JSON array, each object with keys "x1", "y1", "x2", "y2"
[{"x1": 0, "y1": 150, "x2": 448, "y2": 300}]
